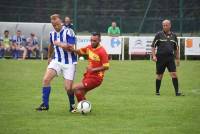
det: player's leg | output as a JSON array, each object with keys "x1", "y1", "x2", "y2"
[
  {"x1": 73, "y1": 83, "x2": 87, "y2": 102},
  {"x1": 155, "y1": 58, "x2": 166, "y2": 95},
  {"x1": 36, "y1": 68, "x2": 57, "y2": 111},
  {"x1": 19, "y1": 46, "x2": 27, "y2": 60},
  {"x1": 35, "y1": 45, "x2": 40, "y2": 58},
  {"x1": 63, "y1": 65, "x2": 76, "y2": 112},
  {"x1": 16, "y1": 45, "x2": 21, "y2": 59},
  {"x1": 0, "y1": 45, "x2": 5, "y2": 58},
  {"x1": 167, "y1": 59, "x2": 184, "y2": 96},
  {"x1": 36, "y1": 61, "x2": 60, "y2": 111},
  {"x1": 11, "y1": 45, "x2": 17, "y2": 59},
  {"x1": 64, "y1": 79, "x2": 76, "y2": 112},
  {"x1": 73, "y1": 77, "x2": 102, "y2": 102},
  {"x1": 23, "y1": 46, "x2": 27, "y2": 60}
]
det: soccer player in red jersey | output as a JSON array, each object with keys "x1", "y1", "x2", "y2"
[{"x1": 70, "y1": 32, "x2": 109, "y2": 102}]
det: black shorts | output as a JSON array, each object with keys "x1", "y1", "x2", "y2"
[{"x1": 156, "y1": 56, "x2": 176, "y2": 74}]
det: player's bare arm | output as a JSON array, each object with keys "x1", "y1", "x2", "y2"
[
  {"x1": 175, "y1": 46, "x2": 180, "y2": 66},
  {"x1": 151, "y1": 47, "x2": 157, "y2": 62},
  {"x1": 53, "y1": 41, "x2": 74, "y2": 52},
  {"x1": 87, "y1": 65, "x2": 109, "y2": 73},
  {"x1": 47, "y1": 44, "x2": 54, "y2": 64},
  {"x1": 68, "y1": 47, "x2": 82, "y2": 55}
]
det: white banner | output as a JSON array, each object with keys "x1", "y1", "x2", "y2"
[
  {"x1": 76, "y1": 36, "x2": 122, "y2": 54},
  {"x1": 185, "y1": 37, "x2": 200, "y2": 55},
  {"x1": 129, "y1": 36, "x2": 154, "y2": 55}
]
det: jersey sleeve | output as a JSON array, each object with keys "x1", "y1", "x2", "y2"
[
  {"x1": 107, "y1": 27, "x2": 111, "y2": 34},
  {"x1": 49, "y1": 33, "x2": 53, "y2": 45},
  {"x1": 100, "y1": 48, "x2": 109, "y2": 67},
  {"x1": 12, "y1": 36, "x2": 16, "y2": 43},
  {"x1": 34, "y1": 37, "x2": 39, "y2": 45},
  {"x1": 66, "y1": 29, "x2": 76, "y2": 45},
  {"x1": 174, "y1": 34, "x2": 178, "y2": 50},
  {"x1": 22, "y1": 36, "x2": 26, "y2": 42},
  {"x1": 79, "y1": 46, "x2": 88, "y2": 55},
  {"x1": 151, "y1": 33, "x2": 159, "y2": 48}
]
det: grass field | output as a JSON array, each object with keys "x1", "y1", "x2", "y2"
[{"x1": 0, "y1": 60, "x2": 200, "y2": 134}]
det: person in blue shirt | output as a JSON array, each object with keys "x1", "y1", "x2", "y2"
[
  {"x1": 12, "y1": 30, "x2": 27, "y2": 60},
  {"x1": 26, "y1": 33, "x2": 40, "y2": 59}
]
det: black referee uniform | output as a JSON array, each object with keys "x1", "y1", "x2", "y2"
[
  {"x1": 151, "y1": 31, "x2": 183, "y2": 96},
  {"x1": 152, "y1": 31, "x2": 178, "y2": 74}
]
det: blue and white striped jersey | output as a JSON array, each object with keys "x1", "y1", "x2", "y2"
[
  {"x1": 50, "y1": 27, "x2": 77, "y2": 64},
  {"x1": 12, "y1": 35, "x2": 26, "y2": 46}
]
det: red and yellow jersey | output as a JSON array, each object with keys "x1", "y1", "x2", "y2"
[{"x1": 79, "y1": 44, "x2": 109, "y2": 79}]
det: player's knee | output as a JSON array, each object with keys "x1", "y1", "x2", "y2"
[
  {"x1": 42, "y1": 77, "x2": 51, "y2": 86},
  {"x1": 65, "y1": 86, "x2": 72, "y2": 91},
  {"x1": 170, "y1": 72, "x2": 177, "y2": 78},
  {"x1": 156, "y1": 74, "x2": 163, "y2": 80}
]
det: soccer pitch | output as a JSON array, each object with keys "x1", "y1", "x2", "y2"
[{"x1": 0, "y1": 60, "x2": 199, "y2": 134}]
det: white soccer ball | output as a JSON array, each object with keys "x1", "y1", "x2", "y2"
[
  {"x1": 79, "y1": 56, "x2": 84, "y2": 60},
  {"x1": 77, "y1": 100, "x2": 92, "y2": 114}
]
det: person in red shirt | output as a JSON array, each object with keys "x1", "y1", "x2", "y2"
[{"x1": 70, "y1": 32, "x2": 109, "y2": 102}]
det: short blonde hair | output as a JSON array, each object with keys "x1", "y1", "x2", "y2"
[{"x1": 50, "y1": 14, "x2": 61, "y2": 19}]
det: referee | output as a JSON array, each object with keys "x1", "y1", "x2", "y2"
[{"x1": 151, "y1": 19, "x2": 184, "y2": 96}]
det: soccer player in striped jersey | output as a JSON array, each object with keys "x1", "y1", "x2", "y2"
[
  {"x1": 36, "y1": 14, "x2": 77, "y2": 112},
  {"x1": 12, "y1": 30, "x2": 27, "y2": 60}
]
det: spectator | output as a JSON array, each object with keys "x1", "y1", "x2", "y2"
[
  {"x1": 107, "y1": 21, "x2": 121, "y2": 36},
  {"x1": 12, "y1": 30, "x2": 27, "y2": 60},
  {"x1": 0, "y1": 30, "x2": 13, "y2": 59},
  {"x1": 64, "y1": 16, "x2": 74, "y2": 30},
  {"x1": 26, "y1": 33, "x2": 40, "y2": 59}
]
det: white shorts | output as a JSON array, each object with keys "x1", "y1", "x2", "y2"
[{"x1": 48, "y1": 60, "x2": 76, "y2": 80}]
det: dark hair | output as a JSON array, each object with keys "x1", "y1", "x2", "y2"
[
  {"x1": 91, "y1": 32, "x2": 101, "y2": 38},
  {"x1": 4, "y1": 30, "x2": 9, "y2": 33}
]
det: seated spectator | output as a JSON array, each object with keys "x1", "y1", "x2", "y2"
[
  {"x1": 26, "y1": 33, "x2": 40, "y2": 59},
  {"x1": 107, "y1": 21, "x2": 121, "y2": 37},
  {"x1": 0, "y1": 30, "x2": 13, "y2": 59},
  {"x1": 12, "y1": 30, "x2": 27, "y2": 60},
  {"x1": 64, "y1": 16, "x2": 74, "y2": 29}
]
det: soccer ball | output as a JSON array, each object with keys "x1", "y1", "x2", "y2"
[
  {"x1": 79, "y1": 56, "x2": 84, "y2": 60},
  {"x1": 77, "y1": 100, "x2": 92, "y2": 114}
]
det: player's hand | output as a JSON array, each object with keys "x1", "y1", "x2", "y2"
[
  {"x1": 67, "y1": 46, "x2": 75, "y2": 52},
  {"x1": 152, "y1": 56, "x2": 157, "y2": 62},
  {"x1": 47, "y1": 58, "x2": 52, "y2": 65},
  {"x1": 53, "y1": 41, "x2": 61, "y2": 46},
  {"x1": 176, "y1": 59, "x2": 180, "y2": 67}
]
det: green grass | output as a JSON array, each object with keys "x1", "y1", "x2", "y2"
[{"x1": 0, "y1": 60, "x2": 200, "y2": 134}]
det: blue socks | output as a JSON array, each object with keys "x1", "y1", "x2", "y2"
[
  {"x1": 42, "y1": 86, "x2": 51, "y2": 107},
  {"x1": 41, "y1": 86, "x2": 74, "y2": 110}
]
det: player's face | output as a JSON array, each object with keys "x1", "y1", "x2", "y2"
[
  {"x1": 4, "y1": 31, "x2": 9, "y2": 37},
  {"x1": 51, "y1": 17, "x2": 62, "y2": 31},
  {"x1": 112, "y1": 22, "x2": 116, "y2": 27},
  {"x1": 162, "y1": 21, "x2": 171, "y2": 33},
  {"x1": 65, "y1": 17, "x2": 70, "y2": 24},
  {"x1": 17, "y1": 31, "x2": 21, "y2": 36},
  {"x1": 91, "y1": 36, "x2": 100, "y2": 48}
]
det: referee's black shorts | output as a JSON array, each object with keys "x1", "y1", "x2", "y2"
[{"x1": 156, "y1": 55, "x2": 176, "y2": 74}]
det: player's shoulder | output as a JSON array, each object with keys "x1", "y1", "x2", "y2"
[
  {"x1": 171, "y1": 31, "x2": 177, "y2": 37},
  {"x1": 64, "y1": 27, "x2": 75, "y2": 36},
  {"x1": 98, "y1": 45, "x2": 108, "y2": 54},
  {"x1": 156, "y1": 31, "x2": 163, "y2": 36},
  {"x1": 49, "y1": 30, "x2": 55, "y2": 36}
]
